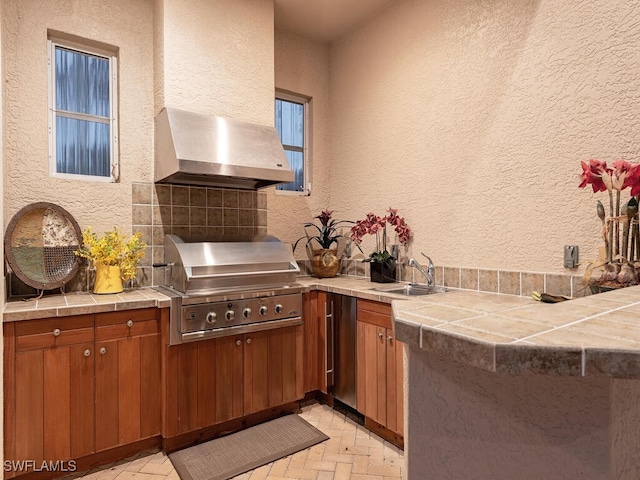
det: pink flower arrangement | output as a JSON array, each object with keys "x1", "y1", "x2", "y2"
[
  {"x1": 350, "y1": 208, "x2": 412, "y2": 262},
  {"x1": 579, "y1": 159, "x2": 640, "y2": 194},
  {"x1": 579, "y1": 159, "x2": 640, "y2": 282}
]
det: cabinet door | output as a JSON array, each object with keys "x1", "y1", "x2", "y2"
[
  {"x1": 163, "y1": 334, "x2": 244, "y2": 435},
  {"x1": 244, "y1": 326, "x2": 303, "y2": 415},
  {"x1": 95, "y1": 309, "x2": 162, "y2": 450},
  {"x1": 385, "y1": 329, "x2": 404, "y2": 436},
  {"x1": 12, "y1": 315, "x2": 95, "y2": 464},
  {"x1": 303, "y1": 291, "x2": 321, "y2": 393},
  {"x1": 356, "y1": 321, "x2": 387, "y2": 425},
  {"x1": 215, "y1": 335, "x2": 244, "y2": 423},
  {"x1": 15, "y1": 343, "x2": 95, "y2": 462}
]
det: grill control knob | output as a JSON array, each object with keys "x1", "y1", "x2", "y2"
[
  {"x1": 206, "y1": 312, "x2": 217, "y2": 324},
  {"x1": 274, "y1": 304, "x2": 284, "y2": 314},
  {"x1": 225, "y1": 310, "x2": 235, "y2": 322},
  {"x1": 243, "y1": 308, "x2": 252, "y2": 318},
  {"x1": 259, "y1": 306, "x2": 268, "y2": 316}
]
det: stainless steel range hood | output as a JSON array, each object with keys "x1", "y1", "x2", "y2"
[{"x1": 155, "y1": 107, "x2": 294, "y2": 190}]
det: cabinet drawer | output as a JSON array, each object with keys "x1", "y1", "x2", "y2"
[
  {"x1": 95, "y1": 308, "x2": 160, "y2": 341},
  {"x1": 15, "y1": 315, "x2": 94, "y2": 352},
  {"x1": 357, "y1": 299, "x2": 392, "y2": 329}
]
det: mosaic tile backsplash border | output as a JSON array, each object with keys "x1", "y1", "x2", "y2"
[{"x1": 297, "y1": 258, "x2": 591, "y2": 298}]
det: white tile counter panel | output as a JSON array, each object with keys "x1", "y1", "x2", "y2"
[
  {"x1": 392, "y1": 286, "x2": 640, "y2": 480},
  {"x1": 392, "y1": 286, "x2": 640, "y2": 378}
]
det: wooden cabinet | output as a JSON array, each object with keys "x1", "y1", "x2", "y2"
[
  {"x1": 94, "y1": 308, "x2": 162, "y2": 451},
  {"x1": 163, "y1": 325, "x2": 304, "y2": 438},
  {"x1": 302, "y1": 291, "x2": 322, "y2": 393},
  {"x1": 3, "y1": 308, "x2": 163, "y2": 475},
  {"x1": 356, "y1": 299, "x2": 404, "y2": 440},
  {"x1": 244, "y1": 326, "x2": 304, "y2": 414},
  {"x1": 8, "y1": 315, "x2": 95, "y2": 465}
]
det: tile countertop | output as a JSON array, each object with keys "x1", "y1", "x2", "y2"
[
  {"x1": 2, "y1": 288, "x2": 172, "y2": 322},
  {"x1": 391, "y1": 284, "x2": 640, "y2": 378},
  {"x1": 5, "y1": 275, "x2": 640, "y2": 380}
]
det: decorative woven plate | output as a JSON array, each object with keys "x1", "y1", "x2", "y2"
[{"x1": 4, "y1": 202, "x2": 82, "y2": 291}]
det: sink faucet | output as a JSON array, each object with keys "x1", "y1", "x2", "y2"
[{"x1": 408, "y1": 253, "x2": 435, "y2": 286}]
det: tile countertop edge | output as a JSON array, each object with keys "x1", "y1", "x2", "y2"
[
  {"x1": 392, "y1": 295, "x2": 640, "y2": 379},
  {"x1": 3, "y1": 288, "x2": 172, "y2": 322}
]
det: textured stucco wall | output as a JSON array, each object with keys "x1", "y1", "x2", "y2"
[
  {"x1": 269, "y1": 29, "x2": 333, "y2": 253},
  {"x1": 406, "y1": 347, "x2": 640, "y2": 479},
  {"x1": 157, "y1": 0, "x2": 274, "y2": 125},
  {"x1": 0, "y1": 0, "x2": 4, "y2": 468},
  {"x1": 3, "y1": 0, "x2": 154, "y2": 234},
  {"x1": 327, "y1": 0, "x2": 640, "y2": 273}
]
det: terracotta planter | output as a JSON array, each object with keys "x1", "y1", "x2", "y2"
[
  {"x1": 370, "y1": 260, "x2": 397, "y2": 283},
  {"x1": 93, "y1": 264, "x2": 123, "y2": 294},
  {"x1": 310, "y1": 248, "x2": 340, "y2": 278}
]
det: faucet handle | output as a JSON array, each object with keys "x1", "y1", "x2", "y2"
[{"x1": 420, "y1": 252, "x2": 434, "y2": 266}]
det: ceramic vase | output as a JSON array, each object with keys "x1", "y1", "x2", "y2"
[
  {"x1": 311, "y1": 248, "x2": 340, "y2": 278},
  {"x1": 94, "y1": 264, "x2": 123, "y2": 294}
]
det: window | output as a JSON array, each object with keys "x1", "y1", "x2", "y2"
[
  {"x1": 275, "y1": 92, "x2": 309, "y2": 194},
  {"x1": 48, "y1": 35, "x2": 118, "y2": 181}
]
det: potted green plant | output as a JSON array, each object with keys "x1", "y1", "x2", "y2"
[
  {"x1": 293, "y1": 209, "x2": 354, "y2": 278},
  {"x1": 349, "y1": 208, "x2": 412, "y2": 283},
  {"x1": 75, "y1": 227, "x2": 147, "y2": 293}
]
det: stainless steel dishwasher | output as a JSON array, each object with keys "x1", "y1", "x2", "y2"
[{"x1": 324, "y1": 293, "x2": 357, "y2": 409}]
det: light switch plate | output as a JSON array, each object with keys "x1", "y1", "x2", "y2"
[{"x1": 564, "y1": 245, "x2": 579, "y2": 268}]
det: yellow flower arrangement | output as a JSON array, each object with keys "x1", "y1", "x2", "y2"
[{"x1": 75, "y1": 227, "x2": 147, "y2": 281}]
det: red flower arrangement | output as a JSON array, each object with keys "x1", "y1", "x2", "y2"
[
  {"x1": 349, "y1": 208, "x2": 412, "y2": 263},
  {"x1": 579, "y1": 159, "x2": 640, "y2": 286}
]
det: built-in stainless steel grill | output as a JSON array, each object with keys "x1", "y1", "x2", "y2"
[{"x1": 155, "y1": 234, "x2": 302, "y2": 345}]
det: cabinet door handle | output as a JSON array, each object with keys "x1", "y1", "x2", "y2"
[
  {"x1": 236, "y1": 339, "x2": 242, "y2": 346},
  {"x1": 246, "y1": 338, "x2": 252, "y2": 344},
  {"x1": 324, "y1": 301, "x2": 334, "y2": 389},
  {"x1": 53, "y1": 328, "x2": 61, "y2": 337},
  {"x1": 387, "y1": 335, "x2": 393, "y2": 342},
  {"x1": 99, "y1": 347, "x2": 107, "y2": 355},
  {"x1": 126, "y1": 320, "x2": 134, "y2": 328},
  {"x1": 84, "y1": 349, "x2": 91, "y2": 357},
  {"x1": 378, "y1": 332, "x2": 384, "y2": 339}
]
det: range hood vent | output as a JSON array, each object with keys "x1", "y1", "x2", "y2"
[{"x1": 155, "y1": 107, "x2": 294, "y2": 190}]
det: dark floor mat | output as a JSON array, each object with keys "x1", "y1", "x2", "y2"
[{"x1": 168, "y1": 414, "x2": 328, "y2": 480}]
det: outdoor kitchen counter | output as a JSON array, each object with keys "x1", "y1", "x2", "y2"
[
  {"x1": 2, "y1": 287, "x2": 172, "y2": 322},
  {"x1": 385, "y1": 283, "x2": 640, "y2": 479},
  {"x1": 386, "y1": 282, "x2": 640, "y2": 378},
  {"x1": 298, "y1": 275, "x2": 640, "y2": 377}
]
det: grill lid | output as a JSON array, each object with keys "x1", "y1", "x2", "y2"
[{"x1": 163, "y1": 234, "x2": 300, "y2": 294}]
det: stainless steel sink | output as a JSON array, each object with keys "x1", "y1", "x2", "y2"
[{"x1": 370, "y1": 284, "x2": 448, "y2": 296}]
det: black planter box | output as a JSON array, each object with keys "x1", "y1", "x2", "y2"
[{"x1": 370, "y1": 260, "x2": 397, "y2": 283}]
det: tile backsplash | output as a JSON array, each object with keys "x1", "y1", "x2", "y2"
[
  {"x1": 132, "y1": 182, "x2": 267, "y2": 287},
  {"x1": 5, "y1": 185, "x2": 587, "y2": 299},
  {"x1": 300, "y1": 258, "x2": 590, "y2": 298}
]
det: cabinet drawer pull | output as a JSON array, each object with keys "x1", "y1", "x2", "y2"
[
  {"x1": 236, "y1": 339, "x2": 242, "y2": 346},
  {"x1": 53, "y1": 328, "x2": 61, "y2": 337},
  {"x1": 246, "y1": 338, "x2": 252, "y2": 344},
  {"x1": 126, "y1": 320, "x2": 134, "y2": 328},
  {"x1": 84, "y1": 349, "x2": 91, "y2": 357},
  {"x1": 99, "y1": 347, "x2": 107, "y2": 355}
]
